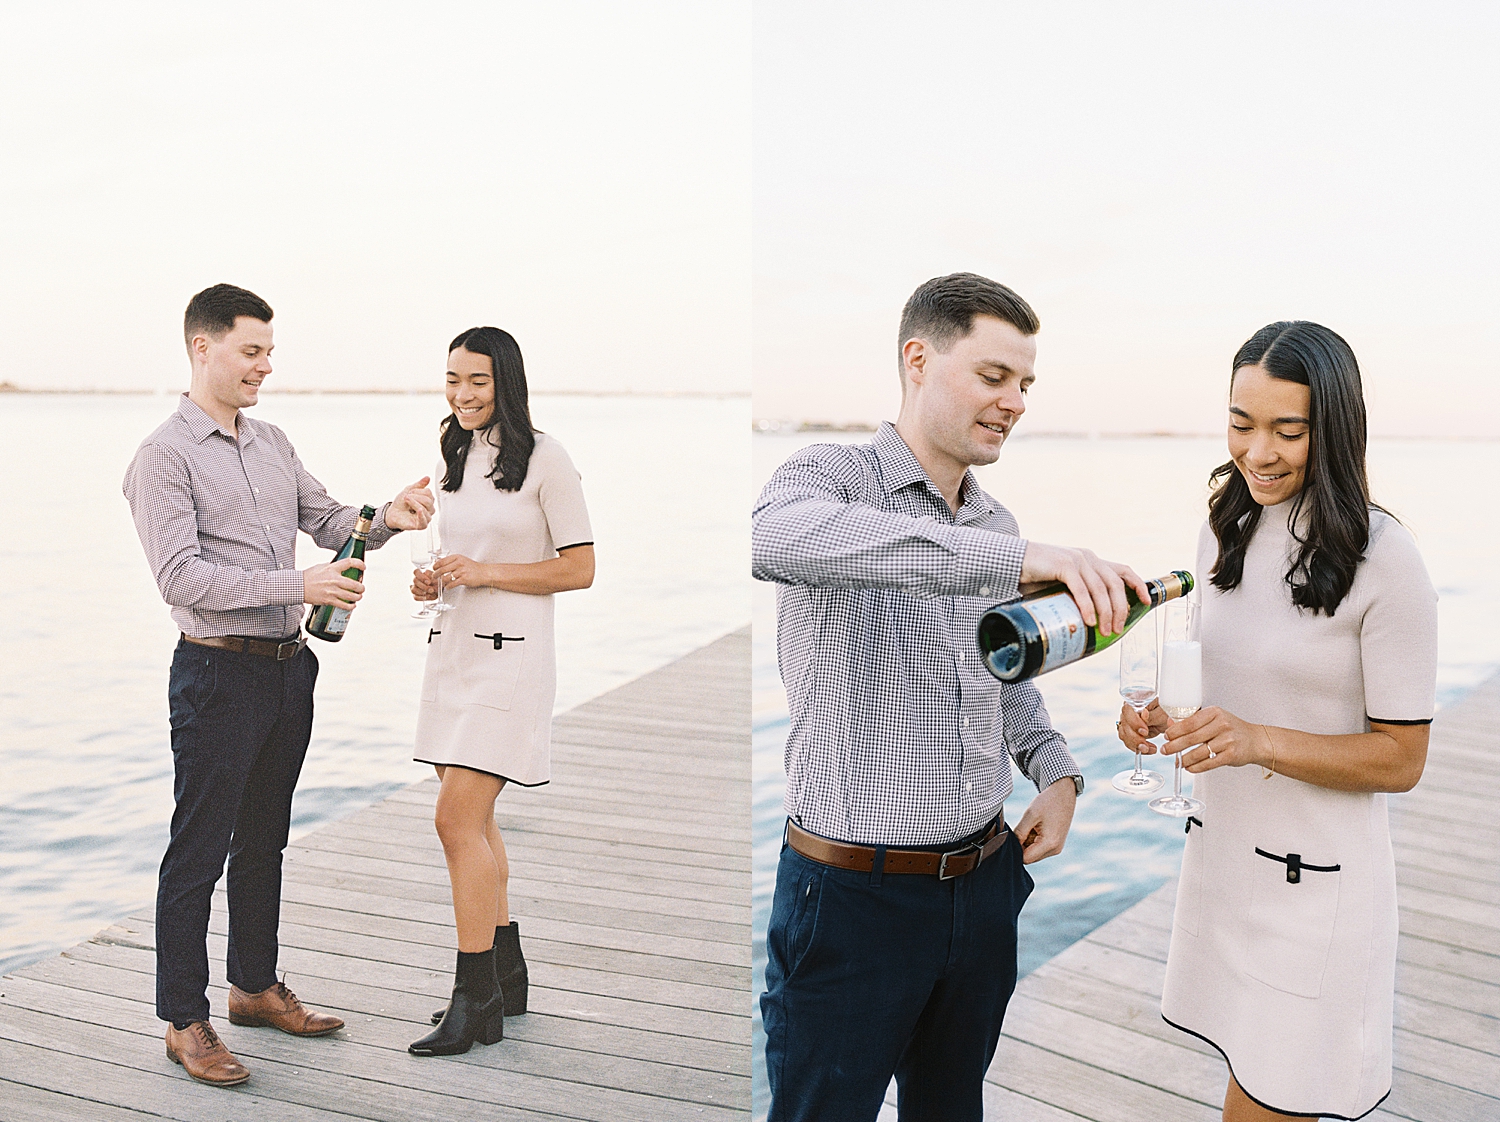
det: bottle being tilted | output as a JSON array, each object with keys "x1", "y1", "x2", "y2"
[
  {"x1": 977, "y1": 570, "x2": 1193, "y2": 682},
  {"x1": 306, "y1": 505, "x2": 376, "y2": 643}
]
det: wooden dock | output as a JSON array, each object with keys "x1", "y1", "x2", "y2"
[
  {"x1": 967, "y1": 667, "x2": 1500, "y2": 1120},
  {"x1": 0, "y1": 628, "x2": 751, "y2": 1121}
]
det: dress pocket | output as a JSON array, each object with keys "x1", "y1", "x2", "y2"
[
  {"x1": 460, "y1": 631, "x2": 527, "y2": 710},
  {"x1": 1244, "y1": 845, "x2": 1341, "y2": 999}
]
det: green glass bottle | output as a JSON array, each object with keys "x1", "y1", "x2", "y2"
[
  {"x1": 977, "y1": 570, "x2": 1194, "y2": 682},
  {"x1": 306, "y1": 505, "x2": 376, "y2": 643}
]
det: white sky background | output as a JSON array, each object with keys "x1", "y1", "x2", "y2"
[
  {"x1": 0, "y1": 2, "x2": 750, "y2": 394},
  {"x1": 754, "y1": 2, "x2": 1500, "y2": 436}
]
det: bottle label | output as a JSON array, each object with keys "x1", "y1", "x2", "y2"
[
  {"x1": 325, "y1": 607, "x2": 351, "y2": 635},
  {"x1": 1029, "y1": 592, "x2": 1089, "y2": 674}
]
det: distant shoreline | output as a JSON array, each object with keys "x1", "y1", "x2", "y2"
[
  {"x1": 751, "y1": 421, "x2": 1497, "y2": 441},
  {"x1": 0, "y1": 384, "x2": 747, "y2": 399}
]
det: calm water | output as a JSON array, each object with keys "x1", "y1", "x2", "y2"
[
  {"x1": 0, "y1": 392, "x2": 749, "y2": 976},
  {"x1": 750, "y1": 431, "x2": 1500, "y2": 1114}
]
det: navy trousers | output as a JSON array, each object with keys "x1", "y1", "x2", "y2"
[
  {"x1": 156, "y1": 638, "x2": 318, "y2": 1024},
  {"x1": 761, "y1": 823, "x2": 1033, "y2": 1122}
]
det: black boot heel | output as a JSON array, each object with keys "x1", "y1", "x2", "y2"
[{"x1": 477, "y1": 1003, "x2": 505, "y2": 1046}]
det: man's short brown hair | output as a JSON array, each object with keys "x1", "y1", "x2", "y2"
[
  {"x1": 897, "y1": 272, "x2": 1039, "y2": 374},
  {"x1": 184, "y1": 284, "x2": 273, "y2": 348}
]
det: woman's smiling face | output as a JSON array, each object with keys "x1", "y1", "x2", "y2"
[
  {"x1": 446, "y1": 346, "x2": 496, "y2": 429},
  {"x1": 1227, "y1": 363, "x2": 1312, "y2": 506}
]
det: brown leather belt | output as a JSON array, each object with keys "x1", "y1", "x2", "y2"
[
  {"x1": 786, "y1": 817, "x2": 1009, "y2": 880},
  {"x1": 182, "y1": 633, "x2": 307, "y2": 661}
]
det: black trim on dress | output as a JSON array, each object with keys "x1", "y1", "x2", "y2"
[
  {"x1": 555, "y1": 541, "x2": 593, "y2": 551},
  {"x1": 412, "y1": 759, "x2": 551, "y2": 788},
  {"x1": 1366, "y1": 715, "x2": 1432, "y2": 726},
  {"x1": 1160, "y1": 1013, "x2": 1391, "y2": 1120}
]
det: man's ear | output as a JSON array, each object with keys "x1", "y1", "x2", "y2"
[{"x1": 902, "y1": 337, "x2": 928, "y2": 387}]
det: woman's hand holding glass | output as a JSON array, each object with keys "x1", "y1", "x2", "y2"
[
  {"x1": 1161, "y1": 707, "x2": 1269, "y2": 773},
  {"x1": 429, "y1": 553, "x2": 488, "y2": 590}
]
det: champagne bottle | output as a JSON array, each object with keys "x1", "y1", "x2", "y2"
[
  {"x1": 977, "y1": 570, "x2": 1193, "y2": 682},
  {"x1": 306, "y1": 505, "x2": 376, "y2": 643}
]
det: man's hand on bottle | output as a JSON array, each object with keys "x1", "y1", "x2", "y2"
[
  {"x1": 387, "y1": 477, "x2": 436, "y2": 531},
  {"x1": 1020, "y1": 542, "x2": 1149, "y2": 636},
  {"x1": 305, "y1": 559, "x2": 365, "y2": 607}
]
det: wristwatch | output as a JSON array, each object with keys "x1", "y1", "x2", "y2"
[{"x1": 1069, "y1": 774, "x2": 1085, "y2": 796}]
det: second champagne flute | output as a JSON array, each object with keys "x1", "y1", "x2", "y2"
[
  {"x1": 1113, "y1": 611, "x2": 1165, "y2": 796},
  {"x1": 1150, "y1": 596, "x2": 1205, "y2": 818}
]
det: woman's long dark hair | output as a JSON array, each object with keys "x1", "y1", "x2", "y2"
[
  {"x1": 439, "y1": 327, "x2": 536, "y2": 493},
  {"x1": 1208, "y1": 321, "x2": 1379, "y2": 616}
]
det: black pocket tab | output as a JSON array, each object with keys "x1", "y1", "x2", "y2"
[
  {"x1": 474, "y1": 632, "x2": 525, "y2": 650},
  {"x1": 1254, "y1": 847, "x2": 1340, "y2": 885}
]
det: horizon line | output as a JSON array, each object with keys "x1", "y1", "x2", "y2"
[{"x1": 0, "y1": 384, "x2": 749, "y2": 400}]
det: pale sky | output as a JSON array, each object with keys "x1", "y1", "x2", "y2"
[
  {"x1": 0, "y1": 2, "x2": 750, "y2": 395},
  {"x1": 754, "y1": 2, "x2": 1500, "y2": 437}
]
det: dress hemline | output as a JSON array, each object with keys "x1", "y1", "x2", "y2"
[
  {"x1": 413, "y1": 759, "x2": 550, "y2": 788},
  {"x1": 1159, "y1": 1013, "x2": 1390, "y2": 1120}
]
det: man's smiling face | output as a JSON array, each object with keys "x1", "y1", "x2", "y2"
[
  {"x1": 194, "y1": 316, "x2": 273, "y2": 419},
  {"x1": 906, "y1": 313, "x2": 1036, "y2": 473}
]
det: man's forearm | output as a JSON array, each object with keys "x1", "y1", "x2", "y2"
[
  {"x1": 159, "y1": 553, "x2": 306, "y2": 612},
  {"x1": 751, "y1": 492, "x2": 1025, "y2": 598}
]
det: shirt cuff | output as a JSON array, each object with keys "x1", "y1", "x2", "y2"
[
  {"x1": 367, "y1": 502, "x2": 398, "y2": 546},
  {"x1": 948, "y1": 527, "x2": 1026, "y2": 599},
  {"x1": 1030, "y1": 744, "x2": 1083, "y2": 794},
  {"x1": 268, "y1": 568, "x2": 306, "y2": 607}
]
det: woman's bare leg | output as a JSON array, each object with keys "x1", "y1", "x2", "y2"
[
  {"x1": 1224, "y1": 1075, "x2": 1303, "y2": 1121},
  {"x1": 484, "y1": 813, "x2": 510, "y2": 927},
  {"x1": 433, "y1": 765, "x2": 505, "y2": 952}
]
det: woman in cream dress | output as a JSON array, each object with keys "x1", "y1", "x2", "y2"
[
  {"x1": 1119, "y1": 322, "x2": 1436, "y2": 1120},
  {"x1": 406, "y1": 327, "x2": 594, "y2": 1057}
]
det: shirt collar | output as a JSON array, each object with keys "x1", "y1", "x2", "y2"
[
  {"x1": 176, "y1": 393, "x2": 251, "y2": 444},
  {"x1": 872, "y1": 421, "x2": 996, "y2": 523}
]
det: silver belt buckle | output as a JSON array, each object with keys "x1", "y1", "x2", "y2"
[
  {"x1": 275, "y1": 638, "x2": 303, "y2": 660},
  {"x1": 937, "y1": 841, "x2": 981, "y2": 880}
]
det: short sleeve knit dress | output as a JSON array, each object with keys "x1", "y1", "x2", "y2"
[
  {"x1": 1159, "y1": 501, "x2": 1437, "y2": 1119},
  {"x1": 413, "y1": 433, "x2": 592, "y2": 786}
]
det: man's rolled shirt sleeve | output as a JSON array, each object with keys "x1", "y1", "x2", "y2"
[{"x1": 751, "y1": 449, "x2": 1027, "y2": 598}]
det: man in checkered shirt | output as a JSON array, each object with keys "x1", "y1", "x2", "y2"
[
  {"x1": 753, "y1": 273, "x2": 1148, "y2": 1122},
  {"x1": 122, "y1": 285, "x2": 433, "y2": 1086}
]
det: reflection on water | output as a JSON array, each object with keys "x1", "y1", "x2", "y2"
[
  {"x1": 0, "y1": 392, "x2": 748, "y2": 976},
  {"x1": 750, "y1": 430, "x2": 1500, "y2": 1115}
]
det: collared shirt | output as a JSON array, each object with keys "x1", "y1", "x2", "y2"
[
  {"x1": 122, "y1": 394, "x2": 395, "y2": 639},
  {"x1": 751, "y1": 422, "x2": 1080, "y2": 847}
]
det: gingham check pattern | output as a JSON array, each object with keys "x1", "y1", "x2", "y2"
[
  {"x1": 752, "y1": 423, "x2": 1081, "y2": 846},
  {"x1": 123, "y1": 394, "x2": 395, "y2": 639}
]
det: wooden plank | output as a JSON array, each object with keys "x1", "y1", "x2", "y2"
[
  {"x1": 0, "y1": 974, "x2": 749, "y2": 1112},
  {"x1": 0, "y1": 1078, "x2": 164, "y2": 1122},
  {"x1": 14, "y1": 953, "x2": 744, "y2": 1075}
]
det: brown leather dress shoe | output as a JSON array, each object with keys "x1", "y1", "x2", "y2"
[
  {"x1": 165, "y1": 1020, "x2": 250, "y2": 1085},
  {"x1": 228, "y1": 980, "x2": 345, "y2": 1036}
]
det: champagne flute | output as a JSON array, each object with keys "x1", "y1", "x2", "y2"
[
  {"x1": 1150, "y1": 596, "x2": 1204, "y2": 818},
  {"x1": 1112, "y1": 612, "x2": 1165, "y2": 796},
  {"x1": 409, "y1": 513, "x2": 456, "y2": 618},
  {"x1": 409, "y1": 525, "x2": 439, "y2": 619}
]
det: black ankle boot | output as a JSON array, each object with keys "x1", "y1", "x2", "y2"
[
  {"x1": 494, "y1": 921, "x2": 529, "y2": 1014},
  {"x1": 408, "y1": 950, "x2": 503, "y2": 1056},
  {"x1": 431, "y1": 922, "x2": 528, "y2": 1023}
]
